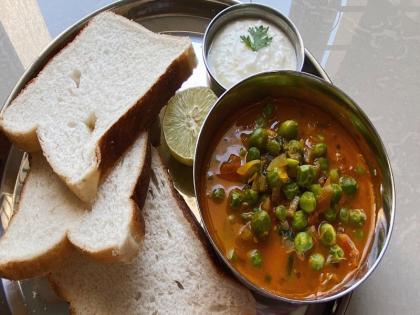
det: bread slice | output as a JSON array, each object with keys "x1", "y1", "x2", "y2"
[
  {"x1": 0, "y1": 132, "x2": 150, "y2": 280},
  {"x1": 49, "y1": 149, "x2": 256, "y2": 315},
  {"x1": 0, "y1": 11, "x2": 196, "y2": 202}
]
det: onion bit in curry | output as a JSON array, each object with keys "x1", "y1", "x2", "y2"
[{"x1": 205, "y1": 98, "x2": 374, "y2": 298}]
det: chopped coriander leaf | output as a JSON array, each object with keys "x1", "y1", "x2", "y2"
[{"x1": 240, "y1": 25, "x2": 273, "y2": 52}]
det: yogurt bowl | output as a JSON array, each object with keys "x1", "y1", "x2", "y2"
[{"x1": 203, "y1": 3, "x2": 304, "y2": 92}]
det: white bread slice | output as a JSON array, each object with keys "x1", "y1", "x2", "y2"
[
  {"x1": 0, "y1": 132, "x2": 150, "y2": 280},
  {"x1": 0, "y1": 11, "x2": 196, "y2": 202},
  {"x1": 49, "y1": 149, "x2": 256, "y2": 315}
]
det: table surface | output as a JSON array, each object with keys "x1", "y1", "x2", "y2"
[{"x1": 0, "y1": 0, "x2": 418, "y2": 314}]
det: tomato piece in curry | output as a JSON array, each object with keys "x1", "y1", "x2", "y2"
[{"x1": 201, "y1": 97, "x2": 376, "y2": 299}]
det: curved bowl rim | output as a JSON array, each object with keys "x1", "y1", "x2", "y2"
[{"x1": 193, "y1": 70, "x2": 396, "y2": 304}]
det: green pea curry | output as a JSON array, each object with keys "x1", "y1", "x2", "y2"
[{"x1": 201, "y1": 97, "x2": 376, "y2": 299}]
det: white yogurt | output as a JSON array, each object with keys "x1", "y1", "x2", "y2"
[{"x1": 208, "y1": 18, "x2": 297, "y2": 88}]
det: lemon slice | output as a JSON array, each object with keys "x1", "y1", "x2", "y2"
[{"x1": 163, "y1": 87, "x2": 217, "y2": 166}]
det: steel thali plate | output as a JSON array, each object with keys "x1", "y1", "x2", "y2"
[{"x1": 0, "y1": 0, "x2": 349, "y2": 314}]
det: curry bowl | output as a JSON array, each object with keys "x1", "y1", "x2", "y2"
[{"x1": 193, "y1": 71, "x2": 395, "y2": 303}]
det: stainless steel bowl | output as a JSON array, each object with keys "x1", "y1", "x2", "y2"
[
  {"x1": 193, "y1": 71, "x2": 395, "y2": 304},
  {"x1": 202, "y1": 3, "x2": 305, "y2": 93}
]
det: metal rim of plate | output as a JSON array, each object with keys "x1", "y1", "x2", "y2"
[{"x1": 0, "y1": 0, "x2": 350, "y2": 314}]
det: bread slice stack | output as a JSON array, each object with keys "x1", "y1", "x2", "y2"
[
  {"x1": 0, "y1": 10, "x2": 256, "y2": 315},
  {"x1": 0, "y1": 11, "x2": 196, "y2": 203},
  {"x1": 0, "y1": 132, "x2": 149, "y2": 280},
  {"x1": 50, "y1": 150, "x2": 256, "y2": 314}
]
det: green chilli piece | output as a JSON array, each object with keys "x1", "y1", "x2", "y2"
[
  {"x1": 294, "y1": 231, "x2": 313, "y2": 253},
  {"x1": 275, "y1": 205, "x2": 287, "y2": 221},
  {"x1": 263, "y1": 103, "x2": 274, "y2": 118},
  {"x1": 297, "y1": 165, "x2": 317, "y2": 188},
  {"x1": 249, "y1": 249, "x2": 263, "y2": 267},
  {"x1": 299, "y1": 191, "x2": 317, "y2": 213},
  {"x1": 228, "y1": 189, "x2": 243, "y2": 209},
  {"x1": 282, "y1": 181, "x2": 300, "y2": 200},
  {"x1": 246, "y1": 147, "x2": 260, "y2": 162},
  {"x1": 309, "y1": 253, "x2": 325, "y2": 271},
  {"x1": 278, "y1": 120, "x2": 298, "y2": 139},
  {"x1": 319, "y1": 223, "x2": 336, "y2": 246},
  {"x1": 292, "y1": 210, "x2": 308, "y2": 231},
  {"x1": 249, "y1": 128, "x2": 268, "y2": 149},
  {"x1": 349, "y1": 209, "x2": 367, "y2": 226},
  {"x1": 211, "y1": 187, "x2": 225, "y2": 203},
  {"x1": 266, "y1": 139, "x2": 281, "y2": 155},
  {"x1": 251, "y1": 210, "x2": 272, "y2": 238},
  {"x1": 312, "y1": 143, "x2": 327, "y2": 157},
  {"x1": 329, "y1": 244, "x2": 345, "y2": 263},
  {"x1": 339, "y1": 176, "x2": 358, "y2": 195}
]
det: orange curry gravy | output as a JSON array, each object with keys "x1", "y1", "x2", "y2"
[{"x1": 200, "y1": 97, "x2": 376, "y2": 299}]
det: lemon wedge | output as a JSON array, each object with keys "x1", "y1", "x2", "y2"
[{"x1": 163, "y1": 87, "x2": 217, "y2": 166}]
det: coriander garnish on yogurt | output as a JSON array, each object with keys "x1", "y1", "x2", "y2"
[
  {"x1": 207, "y1": 19, "x2": 298, "y2": 89},
  {"x1": 240, "y1": 25, "x2": 273, "y2": 52}
]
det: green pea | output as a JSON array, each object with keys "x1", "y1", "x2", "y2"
[
  {"x1": 266, "y1": 139, "x2": 281, "y2": 155},
  {"x1": 294, "y1": 231, "x2": 313, "y2": 253},
  {"x1": 275, "y1": 205, "x2": 287, "y2": 221},
  {"x1": 339, "y1": 176, "x2": 358, "y2": 195},
  {"x1": 246, "y1": 147, "x2": 260, "y2": 162},
  {"x1": 249, "y1": 128, "x2": 268, "y2": 149},
  {"x1": 339, "y1": 207, "x2": 349, "y2": 223},
  {"x1": 242, "y1": 188, "x2": 259, "y2": 206},
  {"x1": 309, "y1": 253, "x2": 325, "y2": 271},
  {"x1": 286, "y1": 139, "x2": 303, "y2": 153},
  {"x1": 319, "y1": 223, "x2": 336, "y2": 246},
  {"x1": 292, "y1": 210, "x2": 308, "y2": 231},
  {"x1": 249, "y1": 249, "x2": 263, "y2": 267},
  {"x1": 349, "y1": 209, "x2": 367, "y2": 227},
  {"x1": 324, "y1": 207, "x2": 337, "y2": 222},
  {"x1": 282, "y1": 182, "x2": 299, "y2": 200},
  {"x1": 211, "y1": 187, "x2": 225, "y2": 203},
  {"x1": 329, "y1": 168, "x2": 340, "y2": 182},
  {"x1": 330, "y1": 183, "x2": 342, "y2": 204},
  {"x1": 297, "y1": 165, "x2": 317, "y2": 188},
  {"x1": 267, "y1": 168, "x2": 282, "y2": 189},
  {"x1": 315, "y1": 157, "x2": 329, "y2": 171},
  {"x1": 263, "y1": 103, "x2": 274, "y2": 118},
  {"x1": 299, "y1": 191, "x2": 317, "y2": 213},
  {"x1": 310, "y1": 184, "x2": 322, "y2": 199},
  {"x1": 251, "y1": 210, "x2": 272, "y2": 238},
  {"x1": 329, "y1": 244, "x2": 345, "y2": 263},
  {"x1": 278, "y1": 120, "x2": 299, "y2": 139},
  {"x1": 228, "y1": 189, "x2": 243, "y2": 210},
  {"x1": 312, "y1": 143, "x2": 327, "y2": 157}
]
